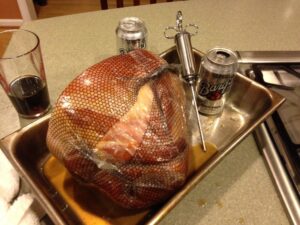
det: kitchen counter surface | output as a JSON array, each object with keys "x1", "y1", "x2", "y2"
[{"x1": 1, "y1": 0, "x2": 300, "y2": 224}]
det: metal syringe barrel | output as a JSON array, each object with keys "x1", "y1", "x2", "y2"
[
  {"x1": 174, "y1": 31, "x2": 197, "y2": 84},
  {"x1": 174, "y1": 30, "x2": 207, "y2": 152}
]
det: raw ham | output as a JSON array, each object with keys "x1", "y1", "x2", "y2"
[
  {"x1": 46, "y1": 49, "x2": 189, "y2": 209},
  {"x1": 96, "y1": 84, "x2": 153, "y2": 162}
]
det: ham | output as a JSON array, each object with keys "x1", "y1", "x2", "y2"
[{"x1": 46, "y1": 49, "x2": 189, "y2": 209}]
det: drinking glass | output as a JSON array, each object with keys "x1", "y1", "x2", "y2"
[{"x1": 0, "y1": 29, "x2": 51, "y2": 118}]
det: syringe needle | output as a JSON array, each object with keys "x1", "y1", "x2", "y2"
[{"x1": 190, "y1": 85, "x2": 206, "y2": 152}]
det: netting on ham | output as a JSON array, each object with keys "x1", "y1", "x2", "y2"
[{"x1": 46, "y1": 49, "x2": 189, "y2": 209}]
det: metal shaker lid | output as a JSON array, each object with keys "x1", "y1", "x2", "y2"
[
  {"x1": 203, "y1": 47, "x2": 238, "y2": 75},
  {"x1": 116, "y1": 17, "x2": 147, "y2": 40}
]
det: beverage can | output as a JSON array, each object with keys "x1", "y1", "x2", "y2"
[
  {"x1": 116, "y1": 17, "x2": 147, "y2": 54},
  {"x1": 196, "y1": 47, "x2": 238, "y2": 116}
]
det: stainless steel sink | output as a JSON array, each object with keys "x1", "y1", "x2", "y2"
[{"x1": 237, "y1": 51, "x2": 300, "y2": 225}]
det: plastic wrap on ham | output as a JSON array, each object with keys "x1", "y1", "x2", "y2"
[{"x1": 46, "y1": 49, "x2": 189, "y2": 209}]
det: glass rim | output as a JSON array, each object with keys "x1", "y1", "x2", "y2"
[{"x1": 0, "y1": 29, "x2": 40, "y2": 60}]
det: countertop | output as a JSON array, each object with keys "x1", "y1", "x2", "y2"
[{"x1": 1, "y1": 0, "x2": 300, "y2": 224}]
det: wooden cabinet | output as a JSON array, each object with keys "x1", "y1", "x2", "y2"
[
  {"x1": 0, "y1": 0, "x2": 36, "y2": 26},
  {"x1": 0, "y1": 0, "x2": 22, "y2": 19}
]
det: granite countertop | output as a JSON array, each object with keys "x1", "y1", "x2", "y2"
[{"x1": 1, "y1": 0, "x2": 300, "y2": 224}]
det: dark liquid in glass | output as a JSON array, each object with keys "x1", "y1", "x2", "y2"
[{"x1": 8, "y1": 75, "x2": 50, "y2": 117}]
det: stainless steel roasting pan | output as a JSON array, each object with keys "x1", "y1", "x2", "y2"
[{"x1": 0, "y1": 46, "x2": 285, "y2": 225}]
